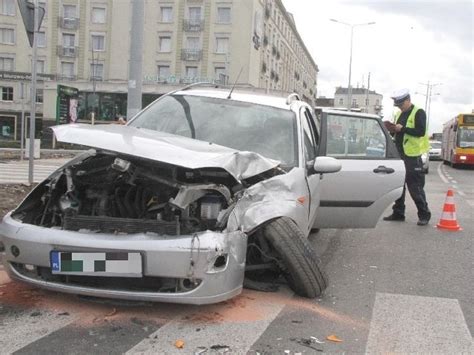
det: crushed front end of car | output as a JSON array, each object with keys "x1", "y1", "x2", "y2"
[{"x1": 0, "y1": 136, "x2": 284, "y2": 304}]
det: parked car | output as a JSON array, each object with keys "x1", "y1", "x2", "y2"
[
  {"x1": 429, "y1": 140, "x2": 442, "y2": 161},
  {"x1": 0, "y1": 85, "x2": 405, "y2": 305},
  {"x1": 422, "y1": 151, "x2": 430, "y2": 174}
]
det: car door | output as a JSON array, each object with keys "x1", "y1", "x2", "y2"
[
  {"x1": 313, "y1": 111, "x2": 405, "y2": 228},
  {"x1": 300, "y1": 107, "x2": 321, "y2": 231}
]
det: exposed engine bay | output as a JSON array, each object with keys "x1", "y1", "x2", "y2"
[{"x1": 13, "y1": 151, "x2": 278, "y2": 235}]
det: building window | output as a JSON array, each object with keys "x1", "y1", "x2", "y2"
[
  {"x1": 338, "y1": 98, "x2": 343, "y2": 106},
  {"x1": 63, "y1": 33, "x2": 75, "y2": 47},
  {"x1": 35, "y1": 60, "x2": 45, "y2": 74},
  {"x1": 0, "y1": 57, "x2": 14, "y2": 71},
  {"x1": 38, "y1": 1, "x2": 46, "y2": 17},
  {"x1": 352, "y1": 99, "x2": 357, "y2": 108},
  {"x1": 37, "y1": 31, "x2": 46, "y2": 47},
  {"x1": 186, "y1": 36, "x2": 200, "y2": 50},
  {"x1": 0, "y1": 28, "x2": 15, "y2": 44},
  {"x1": 0, "y1": 0, "x2": 15, "y2": 15},
  {"x1": 90, "y1": 63, "x2": 103, "y2": 80},
  {"x1": 159, "y1": 36, "x2": 171, "y2": 52},
  {"x1": 91, "y1": 7, "x2": 106, "y2": 23},
  {"x1": 160, "y1": 6, "x2": 173, "y2": 22},
  {"x1": 215, "y1": 36, "x2": 229, "y2": 53},
  {"x1": 185, "y1": 66, "x2": 198, "y2": 79},
  {"x1": 216, "y1": 7, "x2": 231, "y2": 24},
  {"x1": 61, "y1": 62, "x2": 75, "y2": 78},
  {"x1": 215, "y1": 67, "x2": 226, "y2": 83},
  {"x1": 157, "y1": 65, "x2": 170, "y2": 81},
  {"x1": 365, "y1": 98, "x2": 369, "y2": 106},
  {"x1": 1, "y1": 86, "x2": 13, "y2": 101},
  {"x1": 188, "y1": 7, "x2": 201, "y2": 21},
  {"x1": 63, "y1": 4, "x2": 76, "y2": 18},
  {"x1": 91, "y1": 34, "x2": 105, "y2": 51},
  {"x1": 36, "y1": 89, "x2": 43, "y2": 103}
]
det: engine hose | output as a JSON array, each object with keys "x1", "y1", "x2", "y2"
[
  {"x1": 115, "y1": 187, "x2": 128, "y2": 217},
  {"x1": 134, "y1": 186, "x2": 143, "y2": 218},
  {"x1": 125, "y1": 186, "x2": 137, "y2": 218}
]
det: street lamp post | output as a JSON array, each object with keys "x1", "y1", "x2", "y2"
[
  {"x1": 330, "y1": 19, "x2": 375, "y2": 111},
  {"x1": 416, "y1": 81, "x2": 442, "y2": 129}
]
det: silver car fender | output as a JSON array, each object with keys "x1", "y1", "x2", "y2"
[{"x1": 225, "y1": 168, "x2": 310, "y2": 235}]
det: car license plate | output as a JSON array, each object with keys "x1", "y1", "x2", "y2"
[{"x1": 50, "y1": 251, "x2": 142, "y2": 277}]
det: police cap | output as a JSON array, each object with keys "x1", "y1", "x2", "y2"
[{"x1": 390, "y1": 89, "x2": 410, "y2": 106}]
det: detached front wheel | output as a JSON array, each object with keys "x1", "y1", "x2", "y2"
[{"x1": 263, "y1": 217, "x2": 327, "y2": 298}]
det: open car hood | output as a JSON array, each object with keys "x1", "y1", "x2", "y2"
[{"x1": 52, "y1": 124, "x2": 280, "y2": 181}]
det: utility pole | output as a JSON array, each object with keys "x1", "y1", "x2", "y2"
[
  {"x1": 126, "y1": 0, "x2": 144, "y2": 119},
  {"x1": 365, "y1": 72, "x2": 371, "y2": 113},
  {"x1": 28, "y1": 0, "x2": 39, "y2": 184},
  {"x1": 20, "y1": 82, "x2": 26, "y2": 161},
  {"x1": 418, "y1": 81, "x2": 442, "y2": 130},
  {"x1": 18, "y1": 0, "x2": 45, "y2": 184}
]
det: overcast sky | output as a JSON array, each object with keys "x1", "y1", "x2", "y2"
[{"x1": 281, "y1": 0, "x2": 473, "y2": 134}]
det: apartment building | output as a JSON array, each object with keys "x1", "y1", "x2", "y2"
[
  {"x1": 0, "y1": 0, "x2": 318, "y2": 145},
  {"x1": 334, "y1": 87, "x2": 383, "y2": 115}
]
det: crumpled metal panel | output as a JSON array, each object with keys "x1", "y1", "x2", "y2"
[
  {"x1": 52, "y1": 124, "x2": 280, "y2": 182},
  {"x1": 226, "y1": 168, "x2": 310, "y2": 234}
]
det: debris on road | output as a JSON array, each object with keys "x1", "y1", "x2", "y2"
[
  {"x1": 326, "y1": 334, "x2": 343, "y2": 343},
  {"x1": 310, "y1": 336, "x2": 325, "y2": 344},
  {"x1": 290, "y1": 337, "x2": 324, "y2": 352},
  {"x1": 175, "y1": 339, "x2": 185, "y2": 349}
]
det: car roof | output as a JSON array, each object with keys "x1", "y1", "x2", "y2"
[
  {"x1": 172, "y1": 87, "x2": 301, "y2": 110},
  {"x1": 315, "y1": 107, "x2": 381, "y2": 119}
]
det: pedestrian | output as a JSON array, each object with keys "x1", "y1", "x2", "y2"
[{"x1": 383, "y1": 89, "x2": 431, "y2": 225}]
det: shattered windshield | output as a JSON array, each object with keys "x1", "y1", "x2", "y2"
[{"x1": 129, "y1": 94, "x2": 298, "y2": 166}]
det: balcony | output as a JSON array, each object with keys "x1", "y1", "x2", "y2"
[
  {"x1": 90, "y1": 75, "x2": 103, "y2": 82},
  {"x1": 58, "y1": 16, "x2": 80, "y2": 30},
  {"x1": 181, "y1": 49, "x2": 202, "y2": 61},
  {"x1": 183, "y1": 19, "x2": 204, "y2": 32},
  {"x1": 57, "y1": 74, "x2": 77, "y2": 81},
  {"x1": 57, "y1": 45, "x2": 78, "y2": 58}
]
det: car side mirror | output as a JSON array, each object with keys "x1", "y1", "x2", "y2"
[{"x1": 313, "y1": 156, "x2": 342, "y2": 174}]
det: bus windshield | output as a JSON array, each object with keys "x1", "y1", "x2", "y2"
[{"x1": 458, "y1": 127, "x2": 474, "y2": 148}]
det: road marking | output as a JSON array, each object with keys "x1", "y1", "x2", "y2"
[
  {"x1": 0, "y1": 309, "x2": 76, "y2": 354},
  {"x1": 437, "y1": 163, "x2": 449, "y2": 184},
  {"x1": 0, "y1": 159, "x2": 68, "y2": 184},
  {"x1": 366, "y1": 293, "x2": 473, "y2": 354},
  {"x1": 126, "y1": 290, "x2": 290, "y2": 354}
]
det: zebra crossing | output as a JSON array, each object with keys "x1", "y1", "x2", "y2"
[
  {"x1": 0, "y1": 270, "x2": 472, "y2": 354},
  {"x1": 0, "y1": 159, "x2": 69, "y2": 184}
]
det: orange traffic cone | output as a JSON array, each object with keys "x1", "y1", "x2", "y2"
[{"x1": 436, "y1": 189, "x2": 462, "y2": 231}]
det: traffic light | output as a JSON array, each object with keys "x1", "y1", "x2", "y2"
[{"x1": 17, "y1": 0, "x2": 45, "y2": 47}]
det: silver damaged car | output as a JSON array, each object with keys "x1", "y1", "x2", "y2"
[{"x1": 0, "y1": 86, "x2": 405, "y2": 304}]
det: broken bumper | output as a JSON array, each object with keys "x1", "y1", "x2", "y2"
[{"x1": 0, "y1": 213, "x2": 247, "y2": 305}]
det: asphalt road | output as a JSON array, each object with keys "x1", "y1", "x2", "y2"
[{"x1": 0, "y1": 161, "x2": 472, "y2": 354}]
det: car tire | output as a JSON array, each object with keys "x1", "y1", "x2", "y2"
[{"x1": 263, "y1": 217, "x2": 327, "y2": 298}]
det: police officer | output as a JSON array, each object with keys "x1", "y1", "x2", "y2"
[{"x1": 384, "y1": 89, "x2": 431, "y2": 225}]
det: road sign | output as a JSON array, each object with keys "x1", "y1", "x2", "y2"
[{"x1": 17, "y1": 0, "x2": 45, "y2": 47}]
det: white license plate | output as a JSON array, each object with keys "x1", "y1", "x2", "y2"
[{"x1": 50, "y1": 251, "x2": 142, "y2": 277}]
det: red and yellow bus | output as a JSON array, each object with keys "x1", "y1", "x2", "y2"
[{"x1": 441, "y1": 113, "x2": 474, "y2": 166}]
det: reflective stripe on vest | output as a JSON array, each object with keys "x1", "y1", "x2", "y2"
[{"x1": 395, "y1": 105, "x2": 430, "y2": 156}]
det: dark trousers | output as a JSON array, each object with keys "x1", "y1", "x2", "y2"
[{"x1": 392, "y1": 156, "x2": 431, "y2": 220}]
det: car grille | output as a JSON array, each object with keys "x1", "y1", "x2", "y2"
[
  {"x1": 10, "y1": 263, "x2": 201, "y2": 293},
  {"x1": 63, "y1": 215, "x2": 178, "y2": 235}
]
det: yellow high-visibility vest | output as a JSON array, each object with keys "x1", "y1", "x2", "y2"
[{"x1": 395, "y1": 105, "x2": 430, "y2": 156}]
